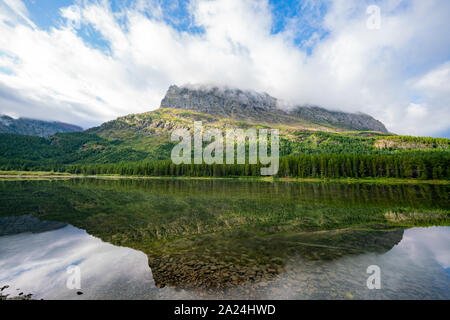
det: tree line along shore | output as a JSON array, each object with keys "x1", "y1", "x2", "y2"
[{"x1": 1, "y1": 152, "x2": 446, "y2": 180}]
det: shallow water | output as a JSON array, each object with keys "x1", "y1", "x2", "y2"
[
  {"x1": 0, "y1": 179, "x2": 448, "y2": 299},
  {"x1": 0, "y1": 225, "x2": 448, "y2": 299}
]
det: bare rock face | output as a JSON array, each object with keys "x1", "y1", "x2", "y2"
[
  {"x1": 160, "y1": 85, "x2": 389, "y2": 132},
  {"x1": 161, "y1": 85, "x2": 279, "y2": 115},
  {"x1": 290, "y1": 105, "x2": 388, "y2": 132},
  {"x1": 161, "y1": 85, "x2": 289, "y2": 123}
]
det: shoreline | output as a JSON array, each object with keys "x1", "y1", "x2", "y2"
[{"x1": 0, "y1": 171, "x2": 448, "y2": 184}]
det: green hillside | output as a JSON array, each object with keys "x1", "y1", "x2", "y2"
[{"x1": 0, "y1": 107, "x2": 449, "y2": 179}]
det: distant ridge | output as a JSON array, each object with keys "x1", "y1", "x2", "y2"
[
  {"x1": 289, "y1": 105, "x2": 388, "y2": 133},
  {"x1": 0, "y1": 115, "x2": 82, "y2": 137},
  {"x1": 161, "y1": 85, "x2": 388, "y2": 132}
]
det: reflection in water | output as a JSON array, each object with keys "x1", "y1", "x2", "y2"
[
  {"x1": 264, "y1": 227, "x2": 450, "y2": 300},
  {"x1": 0, "y1": 179, "x2": 448, "y2": 299},
  {"x1": 0, "y1": 214, "x2": 67, "y2": 236},
  {"x1": 0, "y1": 225, "x2": 179, "y2": 300},
  {"x1": 148, "y1": 229, "x2": 405, "y2": 290},
  {"x1": 0, "y1": 223, "x2": 448, "y2": 300}
]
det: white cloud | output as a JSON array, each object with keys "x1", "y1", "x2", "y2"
[
  {"x1": 0, "y1": 225, "x2": 157, "y2": 299},
  {"x1": 396, "y1": 227, "x2": 450, "y2": 269},
  {"x1": 0, "y1": 0, "x2": 448, "y2": 136},
  {"x1": 1, "y1": 0, "x2": 36, "y2": 28},
  {"x1": 414, "y1": 62, "x2": 450, "y2": 95}
]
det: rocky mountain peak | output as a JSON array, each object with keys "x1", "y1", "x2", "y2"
[
  {"x1": 160, "y1": 85, "x2": 389, "y2": 132},
  {"x1": 161, "y1": 85, "x2": 281, "y2": 118}
]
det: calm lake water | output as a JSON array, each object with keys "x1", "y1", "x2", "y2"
[{"x1": 0, "y1": 179, "x2": 449, "y2": 299}]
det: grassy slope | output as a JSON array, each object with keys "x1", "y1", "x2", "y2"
[{"x1": 0, "y1": 107, "x2": 449, "y2": 170}]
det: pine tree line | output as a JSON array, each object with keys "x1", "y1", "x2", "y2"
[{"x1": 62, "y1": 152, "x2": 449, "y2": 180}]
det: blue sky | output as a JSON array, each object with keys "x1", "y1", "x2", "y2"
[
  {"x1": 0, "y1": 0, "x2": 449, "y2": 137},
  {"x1": 22, "y1": 0, "x2": 330, "y2": 53},
  {"x1": 22, "y1": 0, "x2": 73, "y2": 29}
]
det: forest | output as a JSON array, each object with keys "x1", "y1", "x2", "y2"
[
  {"x1": 1, "y1": 131, "x2": 449, "y2": 180},
  {"x1": 61, "y1": 152, "x2": 449, "y2": 180}
]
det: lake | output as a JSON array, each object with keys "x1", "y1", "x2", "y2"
[{"x1": 0, "y1": 178, "x2": 449, "y2": 299}]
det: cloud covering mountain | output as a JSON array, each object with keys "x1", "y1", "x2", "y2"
[{"x1": 0, "y1": 0, "x2": 448, "y2": 136}]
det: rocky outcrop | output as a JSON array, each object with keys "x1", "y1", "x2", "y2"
[
  {"x1": 160, "y1": 85, "x2": 389, "y2": 132},
  {"x1": 161, "y1": 85, "x2": 279, "y2": 115},
  {"x1": 290, "y1": 105, "x2": 388, "y2": 132},
  {"x1": 161, "y1": 85, "x2": 293, "y2": 124}
]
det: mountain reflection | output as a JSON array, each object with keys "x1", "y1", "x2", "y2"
[
  {"x1": 0, "y1": 221, "x2": 448, "y2": 299},
  {"x1": 0, "y1": 179, "x2": 448, "y2": 299},
  {"x1": 149, "y1": 228, "x2": 405, "y2": 290},
  {"x1": 0, "y1": 225, "x2": 156, "y2": 299}
]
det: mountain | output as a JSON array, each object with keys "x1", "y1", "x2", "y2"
[
  {"x1": 289, "y1": 105, "x2": 387, "y2": 132},
  {"x1": 0, "y1": 115, "x2": 82, "y2": 137},
  {"x1": 0, "y1": 84, "x2": 448, "y2": 174},
  {"x1": 161, "y1": 85, "x2": 388, "y2": 132}
]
